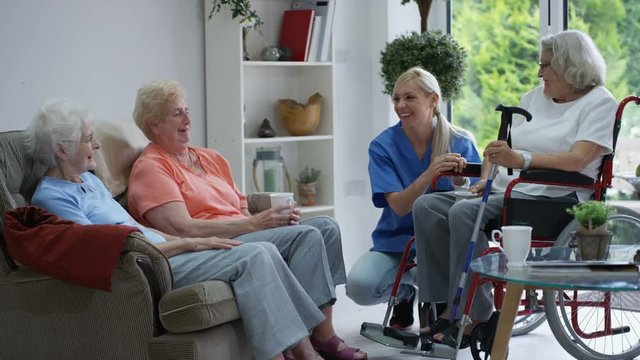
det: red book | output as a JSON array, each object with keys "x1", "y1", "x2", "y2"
[{"x1": 278, "y1": 9, "x2": 315, "y2": 61}]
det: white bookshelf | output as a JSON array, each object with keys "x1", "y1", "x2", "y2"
[{"x1": 204, "y1": 0, "x2": 335, "y2": 217}]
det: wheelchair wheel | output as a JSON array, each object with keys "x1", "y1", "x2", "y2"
[
  {"x1": 544, "y1": 208, "x2": 640, "y2": 360},
  {"x1": 511, "y1": 289, "x2": 546, "y2": 337}
]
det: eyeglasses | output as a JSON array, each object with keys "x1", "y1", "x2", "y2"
[
  {"x1": 65, "y1": 133, "x2": 98, "y2": 145},
  {"x1": 538, "y1": 61, "x2": 552, "y2": 70}
]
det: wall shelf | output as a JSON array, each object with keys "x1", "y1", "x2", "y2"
[{"x1": 204, "y1": 0, "x2": 336, "y2": 218}]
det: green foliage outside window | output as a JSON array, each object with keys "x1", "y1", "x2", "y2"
[{"x1": 451, "y1": 0, "x2": 640, "y2": 150}]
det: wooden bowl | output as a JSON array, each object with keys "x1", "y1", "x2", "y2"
[{"x1": 277, "y1": 93, "x2": 322, "y2": 136}]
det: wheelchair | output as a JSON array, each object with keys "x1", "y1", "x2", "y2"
[
  {"x1": 450, "y1": 94, "x2": 640, "y2": 360},
  {"x1": 371, "y1": 94, "x2": 640, "y2": 360}
]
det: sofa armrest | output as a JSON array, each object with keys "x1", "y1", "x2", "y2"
[
  {"x1": 122, "y1": 232, "x2": 173, "y2": 294},
  {"x1": 159, "y1": 280, "x2": 240, "y2": 333}
]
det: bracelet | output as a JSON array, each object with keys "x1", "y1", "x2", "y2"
[{"x1": 521, "y1": 152, "x2": 532, "y2": 171}]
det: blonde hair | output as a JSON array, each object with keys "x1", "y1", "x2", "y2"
[
  {"x1": 133, "y1": 80, "x2": 186, "y2": 140},
  {"x1": 393, "y1": 67, "x2": 474, "y2": 161}
]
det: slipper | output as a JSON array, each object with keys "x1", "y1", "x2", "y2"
[
  {"x1": 311, "y1": 335, "x2": 367, "y2": 360},
  {"x1": 419, "y1": 317, "x2": 450, "y2": 336}
]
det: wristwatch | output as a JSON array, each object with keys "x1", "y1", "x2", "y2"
[{"x1": 521, "y1": 152, "x2": 532, "y2": 171}]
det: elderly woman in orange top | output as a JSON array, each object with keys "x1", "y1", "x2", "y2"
[{"x1": 127, "y1": 80, "x2": 366, "y2": 360}]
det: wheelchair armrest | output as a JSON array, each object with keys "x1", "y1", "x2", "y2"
[{"x1": 518, "y1": 169, "x2": 594, "y2": 186}]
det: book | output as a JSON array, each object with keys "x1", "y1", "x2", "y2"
[
  {"x1": 291, "y1": 0, "x2": 336, "y2": 61},
  {"x1": 307, "y1": 15, "x2": 322, "y2": 62},
  {"x1": 278, "y1": 9, "x2": 315, "y2": 62}
]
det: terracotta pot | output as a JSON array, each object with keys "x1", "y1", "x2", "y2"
[{"x1": 297, "y1": 182, "x2": 317, "y2": 206}]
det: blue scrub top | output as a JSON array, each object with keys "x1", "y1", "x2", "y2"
[{"x1": 368, "y1": 122, "x2": 481, "y2": 253}]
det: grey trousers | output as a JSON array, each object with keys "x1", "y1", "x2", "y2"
[
  {"x1": 413, "y1": 191, "x2": 505, "y2": 321},
  {"x1": 170, "y1": 241, "x2": 325, "y2": 360},
  {"x1": 235, "y1": 216, "x2": 347, "y2": 308}
]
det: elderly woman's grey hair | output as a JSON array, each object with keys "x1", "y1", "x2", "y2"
[
  {"x1": 541, "y1": 29, "x2": 606, "y2": 91},
  {"x1": 25, "y1": 98, "x2": 91, "y2": 168},
  {"x1": 392, "y1": 66, "x2": 474, "y2": 161},
  {"x1": 133, "y1": 80, "x2": 186, "y2": 140}
]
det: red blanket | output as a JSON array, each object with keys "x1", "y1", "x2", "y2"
[{"x1": 3, "y1": 206, "x2": 137, "y2": 291}]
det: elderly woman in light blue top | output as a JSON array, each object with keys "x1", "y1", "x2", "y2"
[
  {"x1": 346, "y1": 67, "x2": 480, "y2": 329},
  {"x1": 26, "y1": 98, "x2": 328, "y2": 360}
]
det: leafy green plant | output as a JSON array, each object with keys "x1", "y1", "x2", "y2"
[
  {"x1": 379, "y1": 30, "x2": 467, "y2": 100},
  {"x1": 208, "y1": 0, "x2": 263, "y2": 30},
  {"x1": 567, "y1": 201, "x2": 616, "y2": 231},
  {"x1": 297, "y1": 166, "x2": 321, "y2": 184}
]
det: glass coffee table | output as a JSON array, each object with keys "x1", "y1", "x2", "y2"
[{"x1": 470, "y1": 246, "x2": 640, "y2": 360}]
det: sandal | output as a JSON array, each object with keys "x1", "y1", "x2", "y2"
[
  {"x1": 433, "y1": 322, "x2": 475, "y2": 349},
  {"x1": 311, "y1": 335, "x2": 367, "y2": 360},
  {"x1": 419, "y1": 317, "x2": 450, "y2": 336}
]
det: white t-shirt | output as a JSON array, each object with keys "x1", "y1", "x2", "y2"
[{"x1": 491, "y1": 85, "x2": 617, "y2": 200}]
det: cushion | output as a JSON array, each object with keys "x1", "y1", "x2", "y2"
[
  {"x1": 159, "y1": 281, "x2": 240, "y2": 333},
  {"x1": 93, "y1": 120, "x2": 149, "y2": 198}
]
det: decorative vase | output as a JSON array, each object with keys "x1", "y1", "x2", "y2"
[
  {"x1": 572, "y1": 230, "x2": 612, "y2": 261},
  {"x1": 242, "y1": 28, "x2": 250, "y2": 61},
  {"x1": 298, "y1": 182, "x2": 317, "y2": 206},
  {"x1": 261, "y1": 46, "x2": 281, "y2": 61}
]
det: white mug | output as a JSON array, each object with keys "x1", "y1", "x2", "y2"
[
  {"x1": 491, "y1": 225, "x2": 532, "y2": 266},
  {"x1": 269, "y1": 192, "x2": 294, "y2": 214}
]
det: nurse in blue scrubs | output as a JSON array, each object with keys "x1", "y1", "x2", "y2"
[{"x1": 346, "y1": 66, "x2": 480, "y2": 330}]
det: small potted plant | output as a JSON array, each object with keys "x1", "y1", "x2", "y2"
[
  {"x1": 207, "y1": 0, "x2": 264, "y2": 60},
  {"x1": 297, "y1": 166, "x2": 321, "y2": 206},
  {"x1": 567, "y1": 201, "x2": 616, "y2": 260}
]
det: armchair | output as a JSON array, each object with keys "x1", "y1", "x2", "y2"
[{"x1": 0, "y1": 125, "x2": 253, "y2": 360}]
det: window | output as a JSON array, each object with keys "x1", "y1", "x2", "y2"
[
  {"x1": 569, "y1": 0, "x2": 640, "y2": 198},
  {"x1": 451, "y1": 0, "x2": 540, "y2": 149}
]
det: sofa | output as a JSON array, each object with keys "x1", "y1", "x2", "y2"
[{"x1": 0, "y1": 121, "x2": 254, "y2": 360}]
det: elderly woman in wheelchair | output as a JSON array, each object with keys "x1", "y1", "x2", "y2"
[{"x1": 412, "y1": 29, "x2": 619, "y2": 350}]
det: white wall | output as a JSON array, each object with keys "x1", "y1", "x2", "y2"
[
  {"x1": 333, "y1": 0, "x2": 419, "y2": 268},
  {"x1": 0, "y1": 0, "x2": 422, "y2": 269},
  {"x1": 0, "y1": 0, "x2": 207, "y2": 146}
]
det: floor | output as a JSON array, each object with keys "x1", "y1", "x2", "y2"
[{"x1": 331, "y1": 285, "x2": 575, "y2": 360}]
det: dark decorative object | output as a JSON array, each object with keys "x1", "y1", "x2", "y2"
[
  {"x1": 257, "y1": 118, "x2": 276, "y2": 138},
  {"x1": 279, "y1": 47, "x2": 292, "y2": 61}
]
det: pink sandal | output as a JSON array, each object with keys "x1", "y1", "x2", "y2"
[{"x1": 311, "y1": 335, "x2": 367, "y2": 360}]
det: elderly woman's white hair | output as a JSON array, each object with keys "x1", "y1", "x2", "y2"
[
  {"x1": 25, "y1": 98, "x2": 91, "y2": 168},
  {"x1": 541, "y1": 29, "x2": 606, "y2": 91}
]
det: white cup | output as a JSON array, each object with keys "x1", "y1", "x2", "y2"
[
  {"x1": 269, "y1": 192, "x2": 294, "y2": 214},
  {"x1": 491, "y1": 225, "x2": 532, "y2": 266}
]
